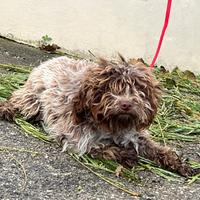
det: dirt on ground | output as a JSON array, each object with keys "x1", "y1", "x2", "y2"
[{"x1": 0, "y1": 37, "x2": 200, "y2": 200}]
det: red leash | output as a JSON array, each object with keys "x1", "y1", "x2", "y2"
[{"x1": 150, "y1": 0, "x2": 172, "y2": 69}]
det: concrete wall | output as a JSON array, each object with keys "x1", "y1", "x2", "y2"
[{"x1": 0, "y1": 0, "x2": 200, "y2": 73}]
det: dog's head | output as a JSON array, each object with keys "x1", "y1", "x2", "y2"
[{"x1": 72, "y1": 56, "x2": 161, "y2": 133}]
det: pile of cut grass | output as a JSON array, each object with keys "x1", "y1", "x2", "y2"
[
  {"x1": 0, "y1": 63, "x2": 200, "y2": 196},
  {"x1": 150, "y1": 68, "x2": 200, "y2": 143}
]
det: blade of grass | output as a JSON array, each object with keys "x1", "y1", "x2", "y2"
[
  {"x1": 0, "y1": 63, "x2": 32, "y2": 73},
  {"x1": 70, "y1": 153, "x2": 140, "y2": 197},
  {"x1": 15, "y1": 118, "x2": 53, "y2": 143}
]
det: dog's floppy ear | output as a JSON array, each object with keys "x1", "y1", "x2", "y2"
[
  {"x1": 133, "y1": 66, "x2": 161, "y2": 128},
  {"x1": 71, "y1": 82, "x2": 92, "y2": 124},
  {"x1": 72, "y1": 91, "x2": 86, "y2": 124}
]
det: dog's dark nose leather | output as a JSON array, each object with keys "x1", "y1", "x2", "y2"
[{"x1": 119, "y1": 100, "x2": 132, "y2": 111}]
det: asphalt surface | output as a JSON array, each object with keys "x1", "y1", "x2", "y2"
[{"x1": 0, "y1": 37, "x2": 200, "y2": 200}]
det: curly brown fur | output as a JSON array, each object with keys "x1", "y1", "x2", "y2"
[
  {"x1": 0, "y1": 101, "x2": 16, "y2": 121},
  {"x1": 90, "y1": 145, "x2": 138, "y2": 168},
  {"x1": 0, "y1": 56, "x2": 196, "y2": 177}
]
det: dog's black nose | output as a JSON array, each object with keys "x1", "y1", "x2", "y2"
[{"x1": 119, "y1": 100, "x2": 132, "y2": 111}]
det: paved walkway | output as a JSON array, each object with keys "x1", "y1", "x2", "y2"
[{"x1": 0, "y1": 37, "x2": 199, "y2": 200}]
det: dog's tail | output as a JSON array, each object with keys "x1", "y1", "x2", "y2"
[{"x1": 0, "y1": 100, "x2": 16, "y2": 121}]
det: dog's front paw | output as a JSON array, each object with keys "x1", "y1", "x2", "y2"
[
  {"x1": 90, "y1": 145, "x2": 138, "y2": 168},
  {"x1": 90, "y1": 145, "x2": 120, "y2": 161},
  {"x1": 177, "y1": 164, "x2": 200, "y2": 177},
  {"x1": 118, "y1": 148, "x2": 138, "y2": 168}
]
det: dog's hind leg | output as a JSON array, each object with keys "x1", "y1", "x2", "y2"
[
  {"x1": 0, "y1": 82, "x2": 43, "y2": 121},
  {"x1": 0, "y1": 100, "x2": 16, "y2": 121}
]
